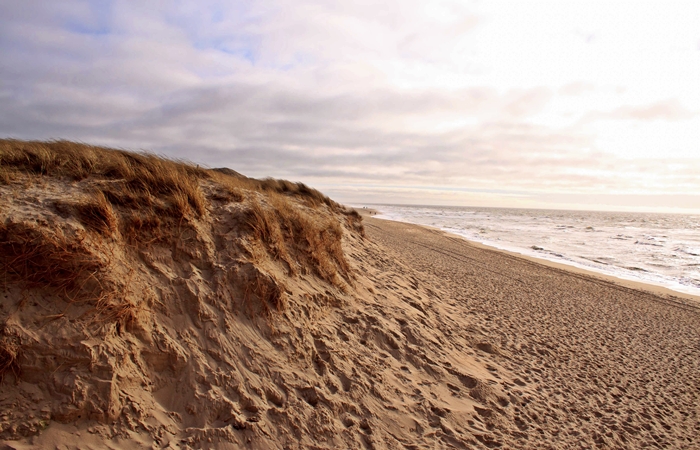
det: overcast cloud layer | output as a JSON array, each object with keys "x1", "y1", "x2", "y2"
[{"x1": 2, "y1": 1, "x2": 700, "y2": 211}]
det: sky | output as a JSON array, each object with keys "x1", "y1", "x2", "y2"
[{"x1": 1, "y1": 1, "x2": 699, "y2": 213}]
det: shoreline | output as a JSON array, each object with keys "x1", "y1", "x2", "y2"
[
  {"x1": 362, "y1": 214, "x2": 700, "y2": 447},
  {"x1": 362, "y1": 211, "x2": 700, "y2": 305}
]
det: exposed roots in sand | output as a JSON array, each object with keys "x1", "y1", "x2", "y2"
[{"x1": 0, "y1": 332, "x2": 20, "y2": 382}]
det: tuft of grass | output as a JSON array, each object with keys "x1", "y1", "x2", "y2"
[
  {"x1": 0, "y1": 139, "x2": 207, "y2": 220},
  {"x1": 123, "y1": 154, "x2": 207, "y2": 218},
  {"x1": 94, "y1": 296, "x2": 142, "y2": 327},
  {"x1": 211, "y1": 170, "x2": 342, "y2": 211},
  {"x1": 0, "y1": 220, "x2": 146, "y2": 332},
  {"x1": 206, "y1": 171, "x2": 246, "y2": 203},
  {"x1": 244, "y1": 198, "x2": 295, "y2": 274},
  {"x1": 100, "y1": 182, "x2": 152, "y2": 209},
  {"x1": 0, "y1": 166, "x2": 14, "y2": 185},
  {"x1": 121, "y1": 211, "x2": 168, "y2": 246},
  {"x1": 0, "y1": 221, "x2": 104, "y2": 295},
  {"x1": 241, "y1": 195, "x2": 353, "y2": 285},
  {"x1": 0, "y1": 332, "x2": 20, "y2": 382},
  {"x1": 210, "y1": 187, "x2": 244, "y2": 203},
  {"x1": 255, "y1": 178, "x2": 338, "y2": 210},
  {"x1": 170, "y1": 190, "x2": 193, "y2": 219},
  {"x1": 75, "y1": 191, "x2": 119, "y2": 236},
  {"x1": 257, "y1": 193, "x2": 351, "y2": 285},
  {"x1": 341, "y1": 208, "x2": 365, "y2": 237}
]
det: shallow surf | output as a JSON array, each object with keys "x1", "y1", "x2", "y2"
[{"x1": 370, "y1": 204, "x2": 700, "y2": 296}]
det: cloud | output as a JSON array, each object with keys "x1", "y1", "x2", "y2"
[
  {"x1": 608, "y1": 99, "x2": 694, "y2": 121},
  {"x1": 0, "y1": 65, "x2": 587, "y2": 190},
  {"x1": 501, "y1": 88, "x2": 552, "y2": 118},
  {"x1": 1, "y1": 0, "x2": 700, "y2": 210},
  {"x1": 558, "y1": 81, "x2": 595, "y2": 96},
  {"x1": 583, "y1": 99, "x2": 695, "y2": 122}
]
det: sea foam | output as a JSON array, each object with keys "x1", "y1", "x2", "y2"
[{"x1": 370, "y1": 205, "x2": 700, "y2": 296}]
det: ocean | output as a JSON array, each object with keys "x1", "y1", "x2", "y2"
[{"x1": 370, "y1": 204, "x2": 700, "y2": 297}]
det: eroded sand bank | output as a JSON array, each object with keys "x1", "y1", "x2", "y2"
[{"x1": 1, "y1": 173, "x2": 698, "y2": 448}]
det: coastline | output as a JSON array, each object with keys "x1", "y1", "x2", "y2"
[
  {"x1": 3, "y1": 141, "x2": 697, "y2": 449},
  {"x1": 360, "y1": 213, "x2": 700, "y2": 447},
  {"x1": 457, "y1": 233, "x2": 700, "y2": 306},
  {"x1": 364, "y1": 211, "x2": 700, "y2": 306}
]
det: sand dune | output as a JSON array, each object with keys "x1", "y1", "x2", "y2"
[{"x1": 1, "y1": 140, "x2": 699, "y2": 449}]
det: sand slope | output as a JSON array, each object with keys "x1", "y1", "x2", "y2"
[
  {"x1": 0, "y1": 169, "x2": 514, "y2": 449},
  {"x1": 1, "y1": 167, "x2": 699, "y2": 448}
]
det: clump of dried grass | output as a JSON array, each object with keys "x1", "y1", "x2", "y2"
[
  {"x1": 244, "y1": 198, "x2": 296, "y2": 273},
  {"x1": 0, "y1": 220, "x2": 144, "y2": 332},
  {"x1": 0, "y1": 139, "x2": 207, "y2": 220},
  {"x1": 255, "y1": 178, "x2": 338, "y2": 210},
  {"x1": 100, "y1": 182, "x2": 151, "y2": 209},
  {"x1": 0, "y1": 166, "x2": 15, "y2": 185},
  {"x1": 74, "y1": 191, "x2": 119, "y2": 237},
  {"x1": 256, "y1": 284, "x2": 285, "y2": 315},
  {"x1": 243, "y1": 193, "x2": 351, "y2": 286},
  {"x1": 211, "y1": 169, "x2": 344, "y2": 212},
  {"x1": 207, "y1": 170, "x2": 247, "y2": 203},
  {"x1": 89, "y1": 277, "x2": 146, "y2": 331},
  {"x1": 122, "y1": 211, "x2": 164, "y2": 245},
  {"x1": 210, "y1": 187, "x2": 245, "y2": 203},
  {"x1": 0, "y1": 332, "x2": 20, "y2": 382},
  {"x1": 93, "y1": 296, "x2": 142, "y2": 328},
  {"x1": 341, "y1": 209, "x2": 365, "y2": 237},
  {"x1": 0, "y1": 221, "x2": 104, "y2": 295},
  {"x1": 123, "y1": 153, "x2": 207, "y2": 218}
]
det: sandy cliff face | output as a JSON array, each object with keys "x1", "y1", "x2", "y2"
[{"x1": 0, "y1": 141, "x2": 513, "y2": 449}]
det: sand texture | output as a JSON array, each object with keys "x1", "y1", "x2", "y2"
[
  {"x1": 362, "y1": 217, "x2": 700, "y2": 448},
  {"x1": 1, "y1": 142, "x2": 699, "y2": 449}
]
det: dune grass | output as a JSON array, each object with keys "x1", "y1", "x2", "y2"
[
  {"x1": 0, "y1": 138, "x2": 361, "y2": 216},
  {"x1": 0, "y1": 138, "x2": 365, "y2": 379},
  {"x1": 0, "y1": 220, "x2": 105, "y2": 294},
  {"x1": 0, "y1": 138, "x2": 362, "y2": 291},
  {"x1": 74, "y1": 191, "x2": 120, "y2": 237},
  {"x1": 0, "y1": 139, "x2": 207, "y2": 219},
  {"x1": 267, "y1": 193, "x2": 350, "y2": 283}
]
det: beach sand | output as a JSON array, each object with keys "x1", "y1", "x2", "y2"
[
  {"x1": 360, "y1": 215, "x2": 700, "y2": 448},
  {"x1": 1, "y1": 159, "x2": 699, "y2": 448}
]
